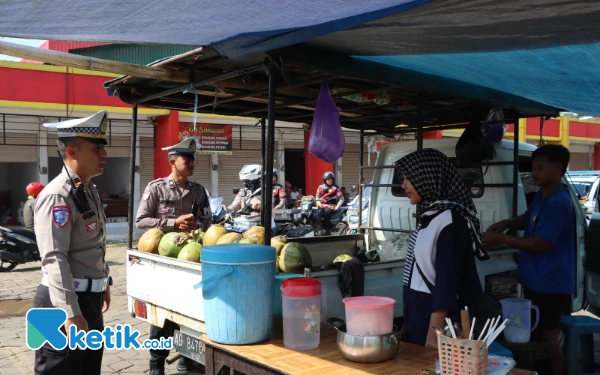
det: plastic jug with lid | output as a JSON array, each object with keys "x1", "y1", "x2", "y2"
[
  {"x1": 500, "y1": 298, "x2": 539, "y2": 343},
  {"x1": 280, "y1": 277, "x2": 327, "y2": 350}
]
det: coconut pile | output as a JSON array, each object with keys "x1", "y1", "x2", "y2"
[{"x1": 137, "y1": 225, "x2": 311, "y2": 272}]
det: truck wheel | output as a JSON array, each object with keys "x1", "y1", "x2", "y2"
[{"x1": 0, "y1": 260, "x2": 18, "y2": 272}]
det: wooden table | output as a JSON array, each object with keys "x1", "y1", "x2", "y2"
[{"x1": 200, "y1": 325, "x2": 536, "y2": 375}]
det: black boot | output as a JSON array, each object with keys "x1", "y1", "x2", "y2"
[{"x1": 176, "y1": 356, "x2": 206, "y2": 374}]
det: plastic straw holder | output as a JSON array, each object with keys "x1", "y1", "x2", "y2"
[{"x1": 437, "y1": 335, "x2": 488, "y2": 375}]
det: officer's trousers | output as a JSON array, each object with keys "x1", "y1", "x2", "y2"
[{"x1": 33, "y1": 285, "x2": 104, "y2": 375}]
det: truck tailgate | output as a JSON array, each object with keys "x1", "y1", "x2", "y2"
[{"x1": 127, "y1": 249, "x2": 205, "y2": 322}]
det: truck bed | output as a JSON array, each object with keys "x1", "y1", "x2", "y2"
[{"x1": 126, "y1": 234, "x2": 404, "y2": 331}]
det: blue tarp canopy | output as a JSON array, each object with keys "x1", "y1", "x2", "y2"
[{"x1": 2, "y1": 0, "x2": 600, "y2": 116}]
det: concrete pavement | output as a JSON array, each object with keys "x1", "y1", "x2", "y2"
[{"x1": 0, "y1": 245, "x2": 198, "y2": 375}]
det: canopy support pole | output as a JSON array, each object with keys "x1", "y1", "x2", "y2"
[
  {"x1": 127, "y1": 104, "x2": 139, "y2": 249},
  {"x1": 260, "y1": 116, "x2": 267, "y2": 227},
  {"x1": 417, "y1": 94, "x2": 424, "y2": 150},
  {"x1": 513, "y1": 117, "x2": 520, "y2": 219},
  {"x1": 359, "y1": 129, "x2": 365, "y2": 234},
  {"x1": 263, "y1": 67, "x2": 277, "y2": 245}
]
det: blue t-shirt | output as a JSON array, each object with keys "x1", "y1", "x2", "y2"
[{"x1": 518, "y1": 187, "x2": 575, "y2": 294}]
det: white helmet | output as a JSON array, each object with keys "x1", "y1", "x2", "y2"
[{"x1": 239, "y1": 164, "x2": 262, "y2": 182}]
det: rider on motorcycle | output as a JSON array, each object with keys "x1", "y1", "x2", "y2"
[
  {"x1": 315, "y1": 171, "x2": 344, "y2": 232},
  {"x1": 24, "y1": 182, "x2": 45, "y2": 231},
  {"x1": 272, "y1": 168, "x2": 287, "y2": 210},
  {"x1": 227, "y1": 164, "x2": 262, "y2": 213}
]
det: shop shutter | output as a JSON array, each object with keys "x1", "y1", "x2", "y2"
[
  {"x1": 0, "y1": 132, "x2": 38, "y2": 162},
  {"x1": 192, "y1": 154, "x2": 211, "y2": 193},
  {"x1": 106, "y1": 135, "x2": 131, "y2": 158},
  {"x1": 139, "y1": 137, "x2": 154, "y2": 191},
  {"x1": 342, "y1": 143, "x2": 374, "y2": 189},
  {"x1": 219, "y1": 140, "x2": 262, "y2": 202}
]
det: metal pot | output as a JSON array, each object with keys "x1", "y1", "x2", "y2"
[{"x1": 328, "y1": 317, "x2": 401, "y2": 363}]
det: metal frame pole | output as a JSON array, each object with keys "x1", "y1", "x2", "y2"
[
  {"x1": 513, "y1": 117, "x2": 520, "y2": 219},
  {"x1": 263, "y1": 68, "x2": 276, "y2": 245},
  {"x1": 127, "y1": 104, "x2": 139, "y2": 249},
  {"x1": 260, "y1": 117, "x2": 267, "y2": 227},
  {"x1": 417, "y1": 94, "x2": 423, "y2": 150},
  {"x1": 359, "y1": 129, "x2": 364, "y2": 234}
]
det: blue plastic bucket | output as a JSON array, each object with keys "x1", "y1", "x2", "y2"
[{"x1": 194, "y1": 244, "x2": 276, "y2": 344}]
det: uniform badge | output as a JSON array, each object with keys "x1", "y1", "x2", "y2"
[
  {"x1": 142, "y1": 190, "x2": 151, "y2": 202},
  {"x1": 86, "y1": 221, "x2": 98, "y2": 232},
  {"x1": 52, "y1": 206, "x2": 71, "y2": 228}
]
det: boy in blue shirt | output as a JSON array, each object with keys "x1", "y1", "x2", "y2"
[{"x1": 483, "y1": 144, "x2": 574, "y2": 375}]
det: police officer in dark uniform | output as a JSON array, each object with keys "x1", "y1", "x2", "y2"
[
  {"x1": 136, "y1": 138, "x2": 211, "y2": 375},
  {"x1": 33, "y1": 111, "x2": 111, "y2": 375}
]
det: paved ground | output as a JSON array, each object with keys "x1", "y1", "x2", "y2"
[{"x1": 0, "y1": 245, "x2": 198, "y2": 375}]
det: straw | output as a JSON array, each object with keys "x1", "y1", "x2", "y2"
[
  {"x1": 483, "y1": 316, "x2": 501, "y2": 343},
  {"x1": 445, "y1": 318, "x2": 457, "y2": 339},
  {"x1": 469, "y1": 317, "x2": 476, "y2": 340},
  {"x1": 486, "y1": 319, "x2": 510, "y2": 347},
  {"x1": 477, "y1": 318, "x2": 491, "y2": 341}
]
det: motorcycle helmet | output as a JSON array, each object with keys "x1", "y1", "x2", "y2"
[
  {"x1": 26, "y1": 182, "x2": 45, "y2": 197},
  {"x1": 322, "y1": 171, "x2": 335, "y2": 185},
  {"x1": 239, "y1": 164, "x2": 262, "y2": 181},
  {"x1": 239, "y1": 164, "x2": 262, "y2": 191}
]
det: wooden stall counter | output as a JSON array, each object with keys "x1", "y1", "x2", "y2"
[{"x1": 199, "y1": 325, "x2": 536, "y2": 375}]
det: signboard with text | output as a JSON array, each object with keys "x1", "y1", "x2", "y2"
[{"x1": 179, "y1": 123, "x2": 233, "y2": 155}]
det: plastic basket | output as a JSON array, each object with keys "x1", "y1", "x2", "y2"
[{"x1": 438, "y1": 335, "x2": 488, "y2": 375}]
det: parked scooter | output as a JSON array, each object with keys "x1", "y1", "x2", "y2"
[{"x1": 0, "y1": 226, "x2": 40, "y2": 272}]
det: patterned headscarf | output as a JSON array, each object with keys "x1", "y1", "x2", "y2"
[{"x1": 395, "y1": 148, "x2": 489, "y2": 261}]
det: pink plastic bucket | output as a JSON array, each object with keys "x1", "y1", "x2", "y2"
[{"x1": 343, "y1": 296, "x2": 395, "y2": 336}]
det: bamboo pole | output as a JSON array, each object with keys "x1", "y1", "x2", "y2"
[{"x1": 0, "y1": 40, "x2": 190, "y2": 82}]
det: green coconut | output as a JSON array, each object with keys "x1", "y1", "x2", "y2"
[
  {"x1": 177, "y1": 242, "x2": 202, "y2": 263},
  {"x1": 158, "y1": 232, "x2": 190, "y2": 258},
  {"x1": 279, "y1": 242, "x2": 312, "y2": 273}
]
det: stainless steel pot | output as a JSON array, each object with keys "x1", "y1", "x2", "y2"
[{"x1": 328, "y1": 317, "x2": 402, "y2": 363}]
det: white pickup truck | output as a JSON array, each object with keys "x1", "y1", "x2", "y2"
[{"x1": 126, "y1": 137, "x2": 600, "y2": 364}]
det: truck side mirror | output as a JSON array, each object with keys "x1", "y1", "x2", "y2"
[
  {"x1": 351, "y1": 185, "x2": 357, "y2": 193},
  {"x1": 233, "y1": 188, "x2": 240, "y2": 195}
]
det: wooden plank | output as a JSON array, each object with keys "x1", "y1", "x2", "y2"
[{"x1": 200, "y1": 325, "x2": 537, "y2": 375}]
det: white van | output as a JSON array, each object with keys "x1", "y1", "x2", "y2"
[{"x1": 565, "y1": 171, "x2": 600, "y2": 217}]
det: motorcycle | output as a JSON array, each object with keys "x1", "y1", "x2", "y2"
[
  {"x1": 296, "y1": 195, "x2": 349, "y2": 236},
  {"x1": 272, "y1": 206, "x2": 313, "y2": 238},
  {"x1": 0, "y1": 226, "x2": 40, "y2": 272}
]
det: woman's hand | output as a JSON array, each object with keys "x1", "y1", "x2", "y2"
[{"x1": 425, "y1": 329, "x2": 439, "y2": 349}]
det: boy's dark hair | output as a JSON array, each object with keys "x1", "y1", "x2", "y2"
[{"x1": 532, "y1": 144, "x2": 571, "y2": 176}]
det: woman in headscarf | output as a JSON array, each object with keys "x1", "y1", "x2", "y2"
[{"x1": 396, "y1": 148, "x2": 486, "y2": 348}]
